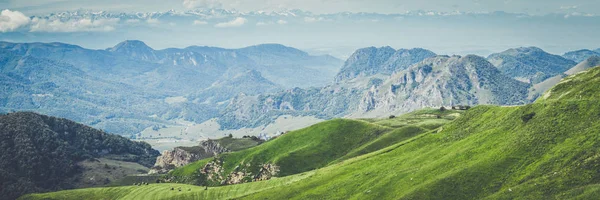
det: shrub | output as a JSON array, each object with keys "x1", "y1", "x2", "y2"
[{"x1": 521, "y1": 113, "x2": 536, "y2": 123}]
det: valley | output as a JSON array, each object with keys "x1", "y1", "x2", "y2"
[{"x1": 18, "y1": 65, "x2": 600, "y2": 199}]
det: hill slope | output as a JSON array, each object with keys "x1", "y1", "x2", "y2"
[
  {"x1": 167, "y1": 109, "x2": 462, "y2": 186},
  {"x1": 23, "y1": 66, "x2": 600, "y2": 200},
  {"x1": 487, "y1": 47, "x2": 576, "y2": 83},
  {"x1": 562, "y1": 49, "x2": 600, "y2": 63},
  {"x1": 0, "y1": 112, "x2": 159, "y2": 200}
]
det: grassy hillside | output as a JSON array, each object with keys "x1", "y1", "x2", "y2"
[
  {"x1": 167, "y1": 108, "x2": 463, "y2": 186},
  {"x1": 23, "y1": 67, "x2": 600, "y2": 200}
]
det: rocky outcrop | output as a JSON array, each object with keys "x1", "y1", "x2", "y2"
[
  {"x1": 195, "y1": 160, "x2": 279, "y2": 185},
  {"x1": 200, "y1": 160, "x2": 225, "y2": 183},
  {"x1": 253, "y1": 164, "x2": 280, "y2": 181},
  {"x1": 149, "y1": 140, "x2": 230, "y2": 174}
]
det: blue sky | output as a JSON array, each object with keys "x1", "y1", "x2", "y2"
[
  {"x1": 1, "y1": 0, "x2": 599, "y2": 57},
  {"x1": 2, "y1": 0, "x2": 599, "y2": 15}
]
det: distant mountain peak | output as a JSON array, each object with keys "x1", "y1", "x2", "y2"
[
  {"x1": 563, "y1": 49, "x2": 600, "y2": 63},
  {"x1": 487, "y1": 47, "x2": 576, "y2": 83},
  {"x1": 108, "y1": 40, "x2": 157, "y2": 61},
  {"x1": 334, "y1": 46, "x2": 436, "y2": 82},
  {"x1": 110, "y1": 40, "x2": 154, "y2": 52}
]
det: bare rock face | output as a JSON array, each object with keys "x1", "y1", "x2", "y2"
[
  {"x1": 149, "y1": 140, "x2": 230, "y2": 174},
  {"x1": 196, "y1": 161, "x2": 279, "y2": 185},
  {"x1": 149, "y1": 148, "x2": 201, "y2": 174},
  {"x1": 201, "y1": 160, "x2": 225, "y2": 183},
  {"x1": 253, "y1": 163, "x2": 280, "y2": 182}
]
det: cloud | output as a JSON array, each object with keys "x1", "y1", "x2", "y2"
[
  {"x1": 193, "y1": 20, "x2": 208, "y2": 25},
  {"x1": 125, "y1": 19, "x2": 140, "y2": 23},
  {"x1": 560, "y1": 5, "x2": 578, "y2": 10},
  {"x1": 256, "y1": 22, "x2": 268, "y2": 26},
  {"x1": 215, "y1": 17, "x2": 247, "y2": 28},
  {"x1": 29, "y1": 17, "x2": 119, "y2": 32},
  {"x1": 304, "y1": 17, "x2": 324, "y2": 23},
  {"x1": 183, "y1": 0, "x2": 222, "y2": 9},
  {"x1": 0, "y1": 9, "x2": 31, "y2": 32},
  {"x1": 146, "y1": 18, "x2": 159, "y2": 24},
  {"x1": 277, "y1": 19, "x2": 288, "y2": 24}
]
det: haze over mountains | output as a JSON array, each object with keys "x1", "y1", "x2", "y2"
[
  {"x1": 3, "y1": 9, "x2": 600, "y2": 57},
  {"x1": 0, "y1": 40, "x2": 597, "y2": 148}
]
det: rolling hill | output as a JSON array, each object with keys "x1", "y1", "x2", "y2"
[
  {"x1": 167, "y1": 108, "x2": 462, "y2": 186},
  {"x1": 21, "y1": 66, "x2": 600, "y2": 200},
  {"x1": 0, "y1": 112, "x2": 159, "y2": 200}
]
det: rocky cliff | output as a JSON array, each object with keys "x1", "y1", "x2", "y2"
[{"x1": 149, "y1": 140, "x2": 229, "y2": 174}]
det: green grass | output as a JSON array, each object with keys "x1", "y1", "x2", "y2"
[
  {"x1": 20, "y1": 172, "x2": 314, "y2": 200},
  {"x1": 23, "y1": 67, "x2": 600, "y2": 200},
  {"x1": 168, "y1": 108, "x2": 460, "y2": 186}
]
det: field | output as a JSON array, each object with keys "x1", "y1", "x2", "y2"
[{"x1": 21, "y1": 67, "x2": 600, "y2": 200}]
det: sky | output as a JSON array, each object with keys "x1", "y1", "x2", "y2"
[
  {"x1": 2, "y1": 0, "x2": 599, "y2": 15},
  {"x1": 1, "y1": 0, "x2": 600, "y2": 58}
]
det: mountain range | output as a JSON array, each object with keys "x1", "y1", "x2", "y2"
[
  {"x1": 0, "y1": 40, "x2": 597, "y2": 141},
  {"x1": 0, "y1": 41, "x2": 341, "y2": 135},
  {"x1": 20, "y1": 64, "x2": 600, "y2": 199}
]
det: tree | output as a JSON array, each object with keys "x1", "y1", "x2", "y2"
[
  {"x1": 389, "y1": 115, "x2": 396, "y2": 119},
  {"x1": 440, "y1": 106, "x2": 447, "y2": 112},
  {"x1": 228, "y1": 134, "x2": 233, "y2": 138}
]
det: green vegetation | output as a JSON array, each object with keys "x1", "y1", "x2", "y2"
[
  {"x1": 168, "y1": 109, "x2": 460, "y2": 186},
  {"x1": 0, "y1": 112, "x2": 159, "y2": 200},
  {"x1": 20, "y1": 67, "x2": 600, "y2": 200}
]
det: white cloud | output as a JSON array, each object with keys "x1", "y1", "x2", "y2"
[
  {"x1": 29, "y1": 17, "x2": 119, "y2": 32},
  {"x1": 256, "y1": 22, "x2": 268, "y2": 26},
  {"x1": 215, "y1": 17, "x2": 247, "y2": 28},
  {"x1": 125, "y1": 19, "x2": 140, "y2": 23},
  {"x1": 277, "y1": 19, "x2": 288, "y2": 24},
  {"x1": 146, "y1": 18, "x2": 159, "y2": 24},
  {"x1": 304, "y1": 17, "x2": 324, "y2": 23},
  {"x1": 193, "y1": 20, "x2": 208, "y2": 25},
  {"x1": 183, "y1": 0, "x2": 222, "y2": 9},
  {"x1": 560, "y1": 5, "x2": 578, "y2": 10},
  {"x1": 0, "y1": 9, "x2": 31, "y2": 32}
]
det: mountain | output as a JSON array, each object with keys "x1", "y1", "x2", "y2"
[
  {"x1": 562, "y1": 49, "x2": 600, "y2": 63},
  {"x1": 529, "y1": 56, "x2": 600, "y2": 102},
  {"x1": 565, "y1": 56, "x2": 600, "y2": 75},
  {"x1": 487, "y1": 47, "x2": 577, "y2": 83},
  {"x1": 108, "y1": 40, "x2": 159, "y2": 62},
  {"x1": 220, "y1": 54, "x2": 531, "y2": 130},
  {"x1": 0, "y1": 112, "x2": 159, "y2": 200},
  {"x1": 356, "y1": 55, "x2": 531, "y2": 117},
  {"x1": 0, "y1": 41, "x2": 340, "y2": 136},
  {"x1": 334, "y1": 47, "x2": 436, "y2": 82},
  {"x1": 236, "y1": 44, "x2": 343, "y2": 87},
  {"x1": 23, "y1": 66, "x2": 600, "y2": 199}
]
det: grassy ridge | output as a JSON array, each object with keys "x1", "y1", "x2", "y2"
[
  {"x1": 241, "y1": 100, "x2": 600, "y2": 199},
  {"x1": 27, "y1": 66, "x2": 600, "y2": 200},
  {"x1": 21, "y1": 99, "x2": 600, "y2": 199},
  {"x1": 168, "y1": 108, "x2": 462, "y2": 186}
]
